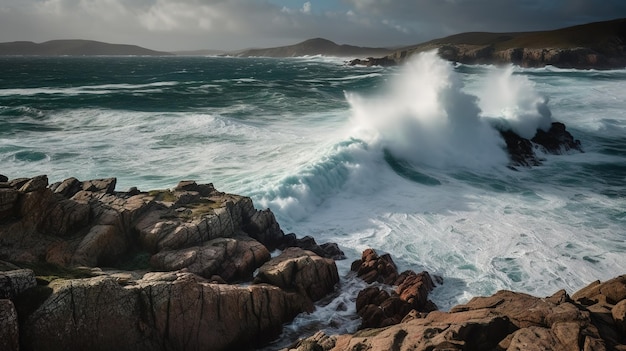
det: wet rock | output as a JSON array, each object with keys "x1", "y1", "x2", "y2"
[
  {"x1": 0, "y1": 174, "x2": 8, "y2": 183},
  {"x1": 532, "y1": 122, "x2": 583, "y2": 154},
  {"x1": 500, "y1": 122, "x2": 583, "y2": 168}
]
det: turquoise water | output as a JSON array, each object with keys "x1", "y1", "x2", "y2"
[{"x1": 1, "y1": 54, "x2": 625, "y2": 340}]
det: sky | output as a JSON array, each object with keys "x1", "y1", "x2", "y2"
[{"x1": 0, "y1": 0, "x2": 625, "y2": 52}]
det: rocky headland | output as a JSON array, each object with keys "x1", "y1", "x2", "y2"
[
  {"x1": 0, "y1": 122, "x2": 616, "y2": 351},
  {"x1": 350, "y1": 18, "x2": 626, "y2": 69}
]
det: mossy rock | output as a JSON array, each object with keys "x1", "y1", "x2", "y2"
[
  {"x1": 15, "y1": 261, "x2": 94, "y2": 284},
  {"x1": 148, "y1": 189, "x2": 177, "y2": 202}
]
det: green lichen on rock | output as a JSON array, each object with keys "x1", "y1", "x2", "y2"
[{"x1": 147, "y1": 189, "x2": 177, "y2": 202}]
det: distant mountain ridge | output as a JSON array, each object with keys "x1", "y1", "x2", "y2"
[
  {"x1": 234, "y1": 38, "x2": 392, "y2": 58},
  {"x1": 354, "y1": 18, "x2": 626, "y2": 69},
  {"x1": 0, "y1": 40, "x2": 172, "y2": 56}
]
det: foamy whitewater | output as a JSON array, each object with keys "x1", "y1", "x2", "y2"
[{"x1": 1, "y1": 53, "x2": 625, "y2": 346}]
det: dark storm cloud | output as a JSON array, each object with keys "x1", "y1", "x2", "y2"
[{"x1": 0, "y1": 0, "x2": 624, "y2": 51}]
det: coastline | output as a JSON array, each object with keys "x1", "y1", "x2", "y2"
[{"x1": 1, "y1": 173, "x2": 624, "y2": 350}]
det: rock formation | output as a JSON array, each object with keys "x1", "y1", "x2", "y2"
[
  {"x1": 0, "y1": 175, "x2": 342, "y2": 350},
  {"x1": 350, "y1": 18, "x2": 626, "y2": 70},
  {"x1": 500, "y1": 122, "x2": 583, "y2": 168},
  {"x1": 286, "y1": 251, "x2": 626, "y2": 351},
  {"x1": 350, "y1": 249, "x2": 438, "y2": 329}
]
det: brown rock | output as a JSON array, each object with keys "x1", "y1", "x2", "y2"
[
  {"x1": 0, "y1": 269, "x2": 37, "y2": 299},
  {"x1": 613, "y1": 300, "x2": 626, "y2": 336},
  {"x1": 21, "y1": 272, "x2": 308, "y2": 351},
  {"x1": 255, "y1": 247, "x2": 339, "y2": 304},
  {"x1": 0, "y1": 299, "x2": 19, "y2": 351},
  {"x1": 351, "y1": 248, "x2": 399, "y2": 284},
  {"x1": 150, "y1": 236, "x2": 270, "y2": 282},
  {"x1": 352, "y1": 249, "x2": 437, "y2": 329},
  {"x1": 81, "y1": 178, "x2": 117, "y2": 194},
  {"x1": 573, "y1": 275, "x2": 626, "y2": 305},
  {"x1": 0, "y1": 188, "x2": 18, "y2": 219},
  {"x1": 19, "y1": 175, "x2": 48, "y2": 192},
  {"x1": 50, "y1": 177, "x2": 82, "y2": 198}
]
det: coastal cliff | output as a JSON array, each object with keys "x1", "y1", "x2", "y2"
[{"x1": 350, "y1": 18, "x2": 626, "y2": 69}]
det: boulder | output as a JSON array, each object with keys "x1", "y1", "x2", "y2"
[
  {"x1": 0, "y1": 174, "x2": 8, "y2": 183},
  {"x1": 20, "y1": 272, "x2": 309, "y2": 351},
  {"x1": 0, "y1": 269, "x2": 37, "y2": 299},
  {"x1": 0, "y1": 299, "x2": 19, "y2": 351},
  {"x1": 351, "y1": 248, "x2": 399, "y2": 284},
  {"x1": 572, "y1": 275, "x2": 626, "y2": 306},
  {"x1": 50, "y1": 177, "x2": 82, "y2": 198},
  {"x1": 19, "y1": 175, "x2": 48, "y2": 193},
  {"x1": 278, "y1": 234, "x2": 346, "y2": 260},
  {"x1": 150, "y1": 236, "x2": 270, "y2": 282},
  {"x1": 613, "y1": 300, "x2": 626, "y2": 335},
  {"x1": 351, "y1": 249, "x2": 437, "y2": 329},
  {"x1": 254, "y1": 247, "x2": 339, "y2": 305}
]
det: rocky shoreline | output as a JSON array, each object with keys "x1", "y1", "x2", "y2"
[{"x1": 0, "y1": 122, "x2": 620, "y2": 351}]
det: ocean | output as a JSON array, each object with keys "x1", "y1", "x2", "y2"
[{"x1": 1, "y1": 53, "x2": 625, "y2": 343}]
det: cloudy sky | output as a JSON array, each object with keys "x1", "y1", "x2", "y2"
[{"x1": 1, "y1": 0, "x2": 625, "y2": 52}]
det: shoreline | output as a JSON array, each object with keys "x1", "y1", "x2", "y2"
[{"x1": 1, "y1": 174, "x2": 624, "y2": 350}]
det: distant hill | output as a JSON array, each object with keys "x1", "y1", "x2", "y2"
[
  {"x1": 235, "y1": 38, "x2": 392, "y2": 58},
  {"x1": 0, "y1": 40, "x2": 172, "y2": 56},
  {"x1": 172, "y1": 49, "x2": 226, "y2": 56},
  {"x1": 352, "y1": 18, "x2": 626, "y2": 69}
]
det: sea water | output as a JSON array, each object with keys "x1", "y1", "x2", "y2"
[{"x1": 1, "y1": 53, "x2": 625, "y2": 344}]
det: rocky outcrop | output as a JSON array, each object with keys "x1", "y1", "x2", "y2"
[
  {"x1": 500, "y1": 122, "x2": 583, "y2": 168},
  {"x1": 254, "y1": 247, "x2": 339, "y2": 306},
  {"x1": 150, "y1": 236, "x2": 270, "y2": 282},
  {"x1": 0, "y1": 175, "x2": 344, "y2": 350},
  {"x1": 20, "y1": 271, "x2": 308, "y2": 351},
  {"x1": 351, "y1": 249, "x2": 438, "y2": 329},
  {"x1": 348, "y1": 56, "x2": 397, "y2": 67},
  {"x1": 278, "y1": 234, "x2": 345, "y2": 260},
  {"x1": 285, "y1": 272, "x2": 626, "y2": 351},
  {"x1": 350, "y1": 19, "x2": 626, "y2": 69}
]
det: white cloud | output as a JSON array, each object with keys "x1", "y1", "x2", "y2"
[{"x1": 301, "y1": 2, "x2": 311, "y2": 14}]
